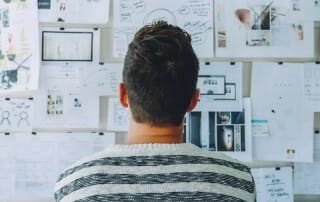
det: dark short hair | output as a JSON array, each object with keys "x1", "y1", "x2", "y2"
[{"x1": 123, "y1": 21, "x2": 199, "y2": 126}]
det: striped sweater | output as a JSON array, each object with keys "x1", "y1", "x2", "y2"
[{"x1": 54, "y1": 143, "x2": 255, "y2": 202}]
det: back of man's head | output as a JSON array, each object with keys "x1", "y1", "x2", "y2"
[{"x1": 123, "y1": 21, "x2": 199, "y2": 127}]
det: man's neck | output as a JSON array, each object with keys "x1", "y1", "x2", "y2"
[{"x1": 127, "y1": 120, "x2": 184, "y2": 144}]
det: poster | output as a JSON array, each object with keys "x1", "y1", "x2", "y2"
[
  {"x1": 0, "y1": 0, "x2": 40, "y2": 94},
  {"x1": 113, "y1": 0, "x2": 214, "y2": 58},
  {"x1": 214, "y1": 0, "x2": 314, "y2": 58}
]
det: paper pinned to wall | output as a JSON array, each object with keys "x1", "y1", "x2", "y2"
[
  {"x1": 107, "y1": 97, "x2": 129, "y2": 132},
  {"x1": 0, "y1": 134, "x2": 15, "y2": 199},
  {"x1": 214, "y1": 0, "x2": 314, "y2": 58},
  {"x1": 194, "y1": 62, "x2": 243, "y2": 112},
  {"x1": 289, "y1": 0, "x2": 320, "y2": 21},
  {"x1": 32, "y1": 64, "x2": 99, "y2": 131},
  {"x1": 251, "y1": 167, "x2": 294, "y2": 202},
  {"x1": 80, "y1": 63, "x2": 123, "y2": 96},
  {"x1": 294, "y1": 132, "x2": 320, "y2": 194},
  {"x1": 113, "y1": 0, "x2": 214, "y2": 58},
  {"x1": 38, "y1": 0, "x2": 110, "y2": 24},
  {"x1": 303, "y1": 63, "x2": 320, "y2": 111},
  {"x1": 0, "y1": 132, "x2": 115, "y2": 200},
  {"x1": 251, "y1": 62, "x2": 314, "y2": 162},
  {"x1": 0, "y1": 98, "x2": 33, "y2": 133},
  {"x1": 41, "y1": 28, "x2": 100, "y2": 63},
  {"x1": 0, "y1": 0, "x2": 40, "y2": 94}
]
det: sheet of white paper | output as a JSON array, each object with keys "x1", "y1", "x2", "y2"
[
  {"x1": 289, "y1": 0, "x2": 320, "y2": 21},
  {"x1": 0, "y1": 0, "x2": 40, "y2": 94},
  {"x1": 294, "y1": 133, "x2": 320, "y2": 194},
  {"x1": 251, "y1": 62, "x2": 314, "y2": 162},
  {"x1": 0, "y1": 98, "x2": 33, "y2": 133},
  {"x1": 38, "y1": 0, "x2": 110, "y2": 24},
  {"x1": 0, "y1": 134, "x2": 15, "y2": 199},
  {"x1": 107, "y1": 98, "x2": 129, "y2": 132},
  {"x1": 194, "y1": 62, "x2": 243, "y2": 112},
  {"x1": 214, "y1": 0, "x2": 314, "y2": 58},
  {"x1": 0, "y1": 132, "x2": 115, "y2": 200},
  {"x1": 303, "y1": 63, "x2": 320, "y2": 111},
  {"x1": 81, "y1": 63, "x2": 123, "y2": 96},
  {"x1": 113, "y1": 0, "x2": 214, "y2": 58},
  {"x1": 33, "y1": 64, "x2": 99, "y2": 130},
  {"x1": 251, "y1": 167, "x2": 293, "y2": 202},
  {"x1": 187, "y1": 98, "x2": 252, "y2": 162}
]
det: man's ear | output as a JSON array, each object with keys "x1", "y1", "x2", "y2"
[
  {"x1": 119, "y1": 83, "x2": 128, "y2": 108},
  {"x1": 187, "y1": 89, "x2": 199, "y2": 112}
]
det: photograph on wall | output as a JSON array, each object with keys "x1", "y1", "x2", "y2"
[
  {"x1": 38, "y1": 0, "x2": 110, "y2": 24},
  {"x1": 194, "y1": 62, "x2": 242, "y2": 112},
  {"x1": 0, "y1": 0, "x2": 40, "y2": 94},
  {"x1": 214, "y1": 0, "x2": 314, "y2": 58},
  {"x1": 186, "y1": 98, "x2": 252, "y2": 162},
  {"x1": 47, "y1": 92, "x2": 64, "y2": 115},
  {"x1": 113, "y1": 0, "x2": 214, "y2": 58}
]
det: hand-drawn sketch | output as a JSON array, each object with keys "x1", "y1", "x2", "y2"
[
  {"x1": 215, "y1": 0, "x2": 314, "y2": 58},
  {"x1": 113, "y1": 0, "x2": 214, "y2": 58},
  {"x1": 0, "y1": 98, "x2": 33, "y2": 132},
  {"x1": 38, "y1": 0, "x2": 110, "y2": 24},
  {"x1": 0, "y1": 1, "x2": 40, "y2": 93}
]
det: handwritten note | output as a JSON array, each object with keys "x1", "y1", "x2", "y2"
[
  {"x1": 113, "y1": 0, "x2": 214, "y2": 58},
  {"x1": 80, "y1": 63, "x2": 123, "y2": 96},
  {"x1": 251, "y1": 167, "x2": 293, "y2": 202}
]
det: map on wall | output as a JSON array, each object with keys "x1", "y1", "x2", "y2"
[
  {"x1": 214, "y1": 0, "x2": 314, "y2": 58},
  {"x1": 38, "y1": 0, "x2": 110, "y2": 24},
  {"x1": 0, "y1": 0, "x2": 40, "y2": 94},
  {"x1": 113, "y1": 0, "x2": 214, "y2": 58}
]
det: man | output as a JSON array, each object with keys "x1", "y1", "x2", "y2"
[{"x1": 55, "y1": 21, "x2": 255, "y2": 202}]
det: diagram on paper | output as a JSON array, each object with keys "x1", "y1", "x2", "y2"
[
  {"x1": 194, "y1": 62, "x2": 243, "y2": 112},
  {"x1": 113, "y1": 0, "x2": 214, "y2": 58}
]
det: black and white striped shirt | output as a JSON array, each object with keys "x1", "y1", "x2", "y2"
[{"x1": 55, "y1": 144, "x2": 255, "y2": 202}]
